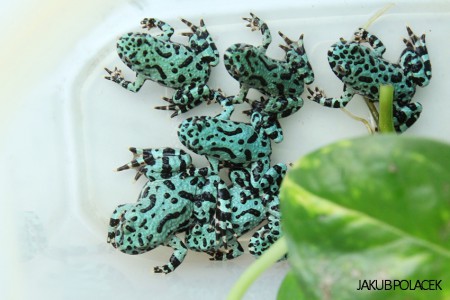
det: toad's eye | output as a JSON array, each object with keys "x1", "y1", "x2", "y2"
[{"x1": 335, "y1": 64, "x2": 349, "y2": 75}]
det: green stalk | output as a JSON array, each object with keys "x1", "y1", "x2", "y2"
[
  {"x1": 227, "y1": 236, "x2": 288, "y2": 300},
  {"x1": 378, "y1": 84, "x2": 395, "y2": 133}
]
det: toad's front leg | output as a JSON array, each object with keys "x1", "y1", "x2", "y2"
[
  {"x1": 393, "y1": 101, "x2": 422, "y2": 133},
  {"x1": 154, "y1": 235, "x2": 188, "y2": 274},
  {"x1": 243, "y1": 12, "x2": 272, "y2": 50},
  {"x1": 307, "y1": 86, "x2": 355, "y2": 108},
  {"x1": 104, "y1": 67, "x2": 147, "y2": 92},
  {"x1": 231, "y1": 83, "x2": 250, "y2": 104}
]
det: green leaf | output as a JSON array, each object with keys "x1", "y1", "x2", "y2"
[
  {"x1": 277, "y1": 270, "x2": 306, "y2": 300},
  {"x1": 280, "y1": 135, "x2": 450, "y2": 300}
]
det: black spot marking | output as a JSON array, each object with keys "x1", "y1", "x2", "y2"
[
  {"x1": 179, "y1": 56, "x2": 194, "y2": 68},
  {"x1": 211, "y1": 147, "x2": 237, "y2": 159},
  {"x1": 391, "y1": 73, "x2": 403, "y2": 83},
  {"x1": 164, "y1": 180, "x2": 176, "y2": 190},
  {"x1": 236, "y1": 209, "x2": 261, "y2": 219},
  {"x1": 140, "y1": 194, "x2": 157, "y2": 213},
  {"x1": 244, "y1": 150, "x2": 252, "y2": 161},
  {"x1": 217, "y1": 127, "x2": 243, "y2": 136},
  {"x1": 155, "y1": 47, "x2": 173, "y2": 58},
  {"x1": 125, "y1": 225, "x2": 136, "y2": 232},
  {"x1": 109, "y1": 218, "x2": 120, "y2": 227},
  {"x1": 139, "y1": 218, "x2": 148, "y2": 228},
  {"x1": 358, "y1": 76, "x2": 373, "y2": 83},
  {"x1": 370, "y1": 86, "x2": 378, "y2": 94},
  {"x1": 247, "y1": 132, "x2": 258, "y2": 143}
]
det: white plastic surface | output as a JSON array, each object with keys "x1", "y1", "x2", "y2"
[{"x1": 1, "y1": 1, "x2": 450, "y2": 299}]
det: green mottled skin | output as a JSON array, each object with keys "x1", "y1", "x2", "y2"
[
  {"x1": 177, "y1": 97, "x2": 286, "y2": 261},
  {"x1": 308, "y1": 27, "x2": 432, "y2": 132},
  {"x1": 224, "y1": 13, "x2": 314, "y2": 119},
  {"x1": 178, "y1": 95, "x2": 283, "y2": 187},
  {"x1": 108, "y1": 148, "x2": 231, "y2": 274},
  {"x1": 108, "y1": 144, "x2": 286, "y2": 272},
  {"x1": 186, "y1": 165, "x2": 286, "y2": 260},
  {"x1": 105, "y1": 18, "x2": 220, "y2": 116}
]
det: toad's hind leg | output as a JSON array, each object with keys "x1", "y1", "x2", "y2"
[
  {"x1": 257, "y1": 163, "x2": 287, "y2": 196},
  {"x1": 353, "y1": 28, "x2": 386, "y2": 57},
  {"x1": 278, "y1": 32, "x2": 314, "y2": 84},
  {"x1": 393, "y1": 101, "x2": 422, "y2": 133},
  {"x1": 208, "y1": 236, "x2": 244, "y2": 261},
  {"x1": 215, "y1": 179, "x2": 233, "y2": 249},
  {"x1": 249, "y1": 195, "x2": 284, "y2": 259},
  {"x1": 181, "y1": 19, "x2": 220, "y2": 66},
  {"x1": 400, "y1": 26, "x2": 432, "y2": 87},
  {"x1": 155, "y1": 83, "x2": 212, "y2": 117},
  {"x1": 140, "y1": 18, "x2": 174, "y2": 41}
]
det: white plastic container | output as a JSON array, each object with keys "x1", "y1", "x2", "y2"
[{"x1": 1, "y1": 1, "x2": 449, "y2": 299}]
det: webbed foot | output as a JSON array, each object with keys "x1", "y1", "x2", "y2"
[
  {"x1": 104, "y1": 67, "x2": 124, "y2": 84},
  {"x1": 207, "y1": 241, "x2": 243, "y2": 261},
  {"x1": 140, "y1": 18, "x2": 158, "y2": 30},
  {"x1": 243, "y1": 12, "x2": 262, "y2": 31},
  {"x1": 307, "y1": 86, "x2": 326, "y2": 103}
]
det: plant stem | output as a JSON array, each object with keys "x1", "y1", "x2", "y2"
[
  {"x1": 226, "y1": 236, "x2": 288, "y2": 300},
  {"x1": 361, "y1": 3, "x2": 395, "y2": 30},
  {"x1": 364, "y1": 97, "x2": 379, "y2": 126},
  {"x1": 378, "y1": 84, "x2": 395, "y2": 133},
  {"x1": 340, "y1": 107, "x2": 375, "y2": 134}
]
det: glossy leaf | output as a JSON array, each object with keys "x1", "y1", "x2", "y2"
[
  {"x1": 280, "y1": 135, "x2": 450, "y2": 299},
  {"x1": 277, "y1": 270, "x2": 306, "y2": 300}
]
